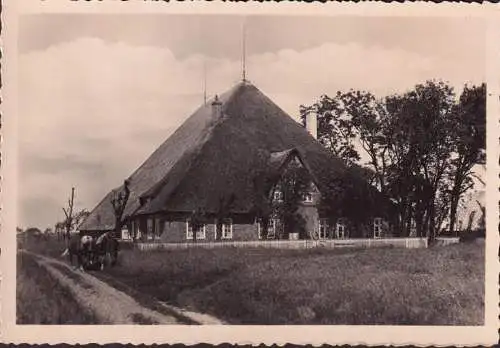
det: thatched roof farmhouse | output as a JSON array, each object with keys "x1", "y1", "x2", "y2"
[{"x1": 80, "y1": 81, "x2": 393, "y2": 242}]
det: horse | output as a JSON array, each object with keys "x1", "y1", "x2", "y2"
[
  {"x1": 61, "y1": 234, "x2": 94, "y2": 271},
  {"x1": 93, "y1": 232, "x2": 120, "y2": 270}
]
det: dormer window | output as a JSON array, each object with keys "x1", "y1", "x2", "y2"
[
  {"x1": 273, "y1": 190, "x2": 283, "y2": 202},
  {"x1": 303, "y1": 192, "x2": 313, "y2": 203}
]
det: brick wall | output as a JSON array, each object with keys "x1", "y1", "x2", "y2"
[
  {"x1": 158, "y1": 218, "x2": 260, "y2": 243},
  {"x1": 129, "y1": 208, "x2": 392, "y2": 243}
]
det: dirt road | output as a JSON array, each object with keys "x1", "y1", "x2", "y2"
[{"x1": 22, "y1": 250, "x2": 224, "y2": 324}]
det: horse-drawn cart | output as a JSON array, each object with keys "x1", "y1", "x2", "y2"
[{"x1": 62, "y1": 232, "x2": 120, "y2": 271}]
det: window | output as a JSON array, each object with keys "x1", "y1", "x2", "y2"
[
  {"x1": 319, "y1": 219, "x2": 328, "y2": 239},
  {"x1": 258, "y1": 218, "x2": 280, "y2": 239},
  {"x1": 269, "y1": 218, "x2": 279, "y2": 238},
  {"x1": 373, "y1": 217, "x2": 383, "y2": 238},
  {"x1": 131, "y1": 220, "x2": 136, "y2": 239},
  {"x1": 336, "y1": 218, "x2": 346, "y2": 239},
  {"x1": 257, "y1": 220, "x2": 263, "y2": 239},
  {"x1": 121, "y1": 228, "x2": 131, "y2": 240},
  {"x1": 303, "y1": 192, "x2": 313, "y2": 203},
  {"x1": 154, "y1": 218, "x2": 161, "y2": 240},
  {"x1": 273, "y1": 190, "x2": 283, "y2": 202},
  {"x1": 222, "y1": 219, "x2": 233, "y2": 239},
  {"x1": 133, "y1": 220, "x2": 142, "y2": 240},
  {"x1": 147, "y1": 218, "x2": 153, "y2": 240},
  {"x1": 186, "y1": 220, "x2": 206, "y2": 240}
]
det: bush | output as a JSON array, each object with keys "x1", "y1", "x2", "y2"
[{"x1": 459, "y1": 229, "x2": 485, "y2": 242}]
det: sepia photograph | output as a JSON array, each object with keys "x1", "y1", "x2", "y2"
[{"x1": 13, "y1": 11, "x2": 489, "y2": 332}]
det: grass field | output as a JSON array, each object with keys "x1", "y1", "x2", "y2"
[
  {"x1": 16, "y1": 252, "x2": 99, "y2": 324},
  {"x1": 100, "y1": 241, "x2": 484, "y2": 325},
  {"x1": 20, "y1": 235, "x2": 484, "y2": 325}
]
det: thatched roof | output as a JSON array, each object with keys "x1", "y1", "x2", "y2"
[{"x1": 80, "y1": 81, "x2": 388, "y2": 231}]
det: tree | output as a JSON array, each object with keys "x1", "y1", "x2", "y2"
[
  {"x1": 62, "y1": 187, "x2": 75, "y2": 242},
  {"x1": 24, "y1": 227, "x2": 42, "y2": 238},
  {"x1": 110, "y1": 179, "x2": 131, "y2": 239},
  {"x1": 300, "y1": 97, "x2": 360, "y2": 166},
  {"x1": 447, "y1": 83, "x2": 486, "y2": 235},
  {"x1": 272, "y1": 160, "x2": 310, "y2": 239},
  {"x1": 301, "y1": 91, "x2": 391, "y2": 194},
  {"x1": 390, "y1": 81, "x2": 457, "y2": 240},
  {"x1": 302, "y1": 80, "x2": 484, "y2": 240},
  {"x1": 54, "y1": 221, "x2": 64, "y2": 240},
  {"x1": 73, "y1": 209, "x2": 90, "y2": 230},
  {"x1": 302, "y1": 79, "x2": 485, "y2": 241}
]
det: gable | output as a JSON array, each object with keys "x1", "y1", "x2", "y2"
[{"x1": 270, "y1": 151, "x2": 319, "y2": 196}]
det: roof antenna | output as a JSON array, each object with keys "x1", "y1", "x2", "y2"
[{"x1": 242, "y1": 19, "x2": 247, "y2": 83}]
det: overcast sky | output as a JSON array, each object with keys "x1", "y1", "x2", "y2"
[{"x1": 18, "y1": 14, "x2": 486, "y2": 229}]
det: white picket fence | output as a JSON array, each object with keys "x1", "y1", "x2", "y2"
[
  {"x1": 434, "y1": 237, "x2": 460, "y2": 246},
  {"x1": 135, "y1": 237, "x2": 428, "y2": 251}
]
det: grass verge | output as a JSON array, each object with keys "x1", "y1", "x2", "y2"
[
  {"x1": 92, "y1": 271, "x2": 197, "y2": 324},
  {"x1": 16, "y1": 252, "x2": 99, "y2": 324}
]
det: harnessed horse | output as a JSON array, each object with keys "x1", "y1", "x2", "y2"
[
  {"x1": 61, "y1": 232, "x2": 119, "y2": 271},
  {"x1": 93, "y1": 232, "x2": 120, "y2": 270},
  {"x1": 61, "y1": 234, "x2": 95, "y2": 271}
]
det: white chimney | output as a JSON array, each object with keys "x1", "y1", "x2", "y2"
[
  {"x1": 212, "y1": 94, "x2": 223, "y2": 118},
  {"x1": 306, "y1": 111, "x2": 318, "y2": 139}
]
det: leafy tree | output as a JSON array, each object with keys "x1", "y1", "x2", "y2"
[
  {"x1": 24, "y1": 227, "x2": 42, "y2": 238},
  {"x1": 300, "y1": 99, "x2": 360, "y2": 166},
  {"x1": 273, "y1": 161, "x2": 310, "y2": 239},
  {"x1": 386, "y1": 81, "x2": 456, "y2": 240},
  {"x1": 301, "y1": 80, "x2": 485, "y2": 240},
  {"x1": 73, "y1": 209, "x2": 90, "y2": 230},
  {"x1": 447, "y1": 83, "x2": 486, "y2": 234},
  {"x1": 301, "y1": 91, "x2": 391, "y2": 194}
]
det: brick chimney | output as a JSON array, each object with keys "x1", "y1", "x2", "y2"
[
  {"x1": 212, "y1": 95, "x2": 223, "y2": 118},
  {"x1": 305, "y1": 111, "x2": 318, "y2": 139}
]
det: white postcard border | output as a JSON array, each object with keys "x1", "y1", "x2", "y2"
[{"x1": 2, "y1": 1, "x2": 499, "y2": 345}]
